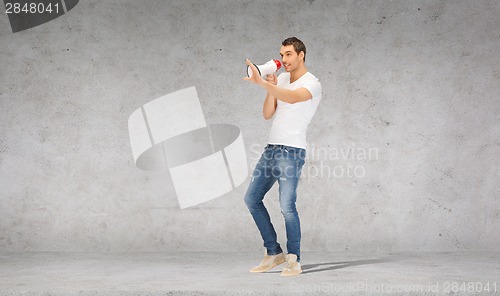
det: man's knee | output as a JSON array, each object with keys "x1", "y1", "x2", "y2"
[
  {"x1": 280, "y1": 203, "x2": 297, "y2": 216},
  {"x1": 243, "y1": 193, "x2": 252, "y2": 208},
  {"x1": 244, "y1": 191, "x2": 262, "y2": 209},
  {"x1": 279, "y1": 189, "x2": 297, "y2": 215}
]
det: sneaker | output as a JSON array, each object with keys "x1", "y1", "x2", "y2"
[
  {"x1": 280, "y1": 254, "x2": 302, "y2": 276},
  {"x1": 249, "y1": 250, "x2": 286, "y2": 273}
]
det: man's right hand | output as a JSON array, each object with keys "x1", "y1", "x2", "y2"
[{"x1": 265, "y1": 74, "x2": 277, "y2": 85}]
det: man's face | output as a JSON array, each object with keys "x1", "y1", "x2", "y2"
[{"x1": 280, "y1": 45, "x2": 302, "y2": 72}]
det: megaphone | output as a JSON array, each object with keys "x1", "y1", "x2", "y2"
[{"x1": 247, "y1": 59, "x2": 282, "y2": 78}]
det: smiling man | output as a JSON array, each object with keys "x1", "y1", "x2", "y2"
[{"x1": 243, "y1": 37, "x2": 322, "y2": 276}]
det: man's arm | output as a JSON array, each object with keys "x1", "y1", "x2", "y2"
[
  {"x1": 263, "y1": 92, "x2": 277, "y2": 120},
  {"x1": 262, "y1": 73, "x2": 278, "y2": 120},
  {"x1": 260, "y1": 83, "x2": 312, "y2": 104}
]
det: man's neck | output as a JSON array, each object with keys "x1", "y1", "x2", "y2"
[{"x1": 289, "y1": 64, "x2": 308, "y2": 83}]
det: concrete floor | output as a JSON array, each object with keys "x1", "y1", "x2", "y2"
[{"x1": 0, "y1": 252, "x2": 499, "y2": 296}]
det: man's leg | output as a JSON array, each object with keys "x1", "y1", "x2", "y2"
[
  {"x1": 244, "y1": 148, "x2": 282, "y2": 255},
  {"x1": 276, "y1": 147, "x2": 306, "y2": 263}
]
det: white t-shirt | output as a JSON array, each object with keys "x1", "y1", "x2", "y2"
[{"x1": 268, "y1": 72, "x2": 322, "y2": 149}]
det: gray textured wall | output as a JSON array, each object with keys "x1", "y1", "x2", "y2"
[{"x1": 0, "y1": 0, "x2": 499, "y2": 253}]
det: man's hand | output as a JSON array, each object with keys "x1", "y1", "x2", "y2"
[
  {"x1": 243, "y1": 59, "x2": 265, "y2": 86},
  {"x1": 265, "y1": 73, "x2": 277, "y2": 85}
]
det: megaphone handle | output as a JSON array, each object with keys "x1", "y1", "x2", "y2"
[
  {"x1": 253, "y1": 64, "x2": 261, "y2": 76},
  {"x1": 247, "y1": 63, "x2": 262, "y2": 77}
]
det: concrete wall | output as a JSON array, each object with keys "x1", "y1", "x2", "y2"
[{"x1": 0, "y1": 0, "x2": 498, "y2": 253}]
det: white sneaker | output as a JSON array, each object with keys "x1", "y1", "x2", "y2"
[
  {"x1": 280, "y1": 254, "x2": 302, "y2": 276},
  {"x1": 249, "y1": 250, "x2": 286, "y2": 273}
]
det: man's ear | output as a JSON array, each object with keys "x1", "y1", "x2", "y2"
[{"x1": 299, "y1": 51, "x2": 305, "y2": 61}]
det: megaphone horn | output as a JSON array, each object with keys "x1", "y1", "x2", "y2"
[{"x1": 247, "y1": 59, "x2": 282, "y2": 78}]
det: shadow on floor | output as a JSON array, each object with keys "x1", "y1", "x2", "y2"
[
  {"x1": 302, "y1": 257, "x2": 397, "y2": 274},
  {"x1": 268, "y1": 255, "x2": 400, "y2": 274}
]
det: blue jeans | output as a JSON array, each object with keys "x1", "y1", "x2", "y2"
[{"x1": 244, "y1": 144, "x2": 306, "y2": 262}]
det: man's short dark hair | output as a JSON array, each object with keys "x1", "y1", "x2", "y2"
[{"x1": 282, "y1": 37, "x2": 306, "y2": 62}]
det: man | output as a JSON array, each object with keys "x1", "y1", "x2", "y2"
[{"x1": 243, "y1": 37, "x2": 322, "y2": 276}]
